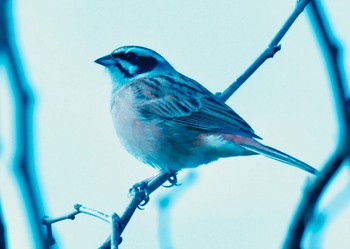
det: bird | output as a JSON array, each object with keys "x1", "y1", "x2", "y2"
[{"x1": 95, "y1": 45, "x2": 317, "y2": 175}]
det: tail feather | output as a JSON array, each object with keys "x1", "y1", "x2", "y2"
[{"x1": 240, "y1": 140, "x2": 318, "y2": 175}]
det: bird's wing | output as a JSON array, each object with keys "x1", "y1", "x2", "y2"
[{"x1": 131, "y1": 74, "x2": 260, "y2": 139}]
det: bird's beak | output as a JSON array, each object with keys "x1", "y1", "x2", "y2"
[{"x1": 94, "y1": 54, "x2": 115, "y2": 67}]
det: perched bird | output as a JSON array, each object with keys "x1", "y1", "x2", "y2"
[{"x1": 95, "y1": 46, "x2": 317, "y2": 175}]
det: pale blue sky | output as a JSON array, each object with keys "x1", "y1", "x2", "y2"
[{"x1": 1, "y1": 1, "x2": 349, "y2": 248}]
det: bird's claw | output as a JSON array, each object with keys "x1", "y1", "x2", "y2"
[
  {"x1": 129, "y1": 181, "x2": 150, "y2": 209},
  {"x1": 137, "y1": 195, "x2": 150, "y2": 209},
  {"x1": 163, "y1": 171, "x2": 181, "y2": 188}
]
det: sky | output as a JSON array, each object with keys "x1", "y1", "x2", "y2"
[{"x1": 1, "y1": 0, "x2": 350, "y2": 248}]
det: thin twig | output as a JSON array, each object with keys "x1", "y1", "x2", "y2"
[
  {"x1": 283, "y1": 0, "x2": 350, "y2": 248},
  {"x1": 42, "y1": 211, "x2": 79, "y2": 225},
  {"x1": 42, "y1": 204, "x2": 111, "y2": 226},
  {"x1": 0, "y1": 0, "x2": 48, "y2": 248},
  {"x1": 75, "y1": 204, "x2": 111, "y2": 223},
  {"x1": 42, "y1": 204, "x2": 111, "y2": 246},
  {"x1": 218, "y1": 0, "x2": 311, "y2": 102},
  {"x1": 43, "y1": 172, "x2": 175, "y2": 248}
]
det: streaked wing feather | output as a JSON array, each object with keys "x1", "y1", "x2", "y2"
[{"x1": 132, "y1": 74, "x2": 260, "y2": 139}]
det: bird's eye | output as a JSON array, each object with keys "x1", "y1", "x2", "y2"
[
  {"x1": 125, "y1": 52, "x2": 137, "y2": 61},
  {"x1": 111, "y1": 52, "x2": 119, "y2": 58}
]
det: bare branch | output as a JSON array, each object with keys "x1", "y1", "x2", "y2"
[
  {"x1": 42, "y1": 211, "x2": 79, "y2": 225},
  {"x1": 42, "y1": 204, "x2": 111, "y2": 246},
  {"x1": 98, "y1": 171, "x2": 172, "y2": 249},
  {"x1": 218, "y1": 0, "x2": 311, "y2": 102},
  {"x1": 75, "y1": 204, "x2": 111, "y2": 223},
  {"x1": 42, "y1": 204, "x2": 111, "y2": 226},
  {"x1": 110, "y1": 213, "x2": 121, "y2": 249}
]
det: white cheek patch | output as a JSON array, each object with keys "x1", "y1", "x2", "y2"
[{"x1": 119, "y1": 60, "x2": 139, "y2": 75}]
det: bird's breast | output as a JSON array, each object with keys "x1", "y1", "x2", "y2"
[{"x1": 110, "y1": 88, "x2": 164, "y2": 165}]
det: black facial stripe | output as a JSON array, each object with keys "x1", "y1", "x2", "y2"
[
  {"x1": 115, "y1": 62, "x2": 133, "y2": 78},
  {"x1": 112, "y1": 51, "x2": 158, "y2": 76},
  {"x1": 134, "y1": 56, "x2": 158, "y2": 74}
]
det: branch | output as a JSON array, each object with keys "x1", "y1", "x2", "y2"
[
  {"x1": 218, "y1": 0, "x2": 311, "y2": 102},
  {"x1": 0, "y1": 204, "x2": 6, "y2": 249},
  {"x1": 110, "y1": 213, "x2": 121, "y2": 249},
  {"x1": 42, "y1": 204, "x2": 112, "y2": 246},
  {"x1": 307, "y1": 171, "x2": 350, "y2": 247},
  {"x1": 0, "y1": 0, "x2": 48, "y2": 248},
  {"x1": 42, "y1": 172, "x2": 173, "y2": 249},
  {"x1": 283, "y1": 0, "x2": 350, "y2": 247},
  {"x1": 98, "y1": 171, "x2": 172, "y2": 249}
]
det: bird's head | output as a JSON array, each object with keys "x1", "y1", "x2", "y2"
[{"x1": 95, "y1": 46, "x2": 175, "y2": 87}]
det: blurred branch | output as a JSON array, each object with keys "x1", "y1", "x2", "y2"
[
  {"x1": 0, "y1": 204, "x2": 6, "y2": 249},
  {"x1": 0, "y1": 1, "x2": 8, "y2": 247},
  {"x1": 0, "y1": 0, "x2": 49, "y2": 248},
  {"x1": 283, "y1": 0, "x2": 350, "y2": 248},
  {"x1": 307, "y1": 169, "x2": 350, "y2": 247},
  {"x1": 218, "y1": 0, "x2": 311, "y2": 101},
  {"x1": 157, "y1": 171, "x2": 198, "y2": 249}
]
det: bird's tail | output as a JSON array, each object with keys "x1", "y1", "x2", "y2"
[{"x1": 238, "y1": 138, "x2": 318, "y2": 175}]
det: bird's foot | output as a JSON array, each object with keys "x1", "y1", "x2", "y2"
[
  {"x1": 163, "y1": 170, "x2": 180, "y2": 188},
  {"x1": 128, "y1": 170, "x2": 179, "y2": 209},
  {"x1": 129, "y1": 181, "x2": 150, "y2": 209}
]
